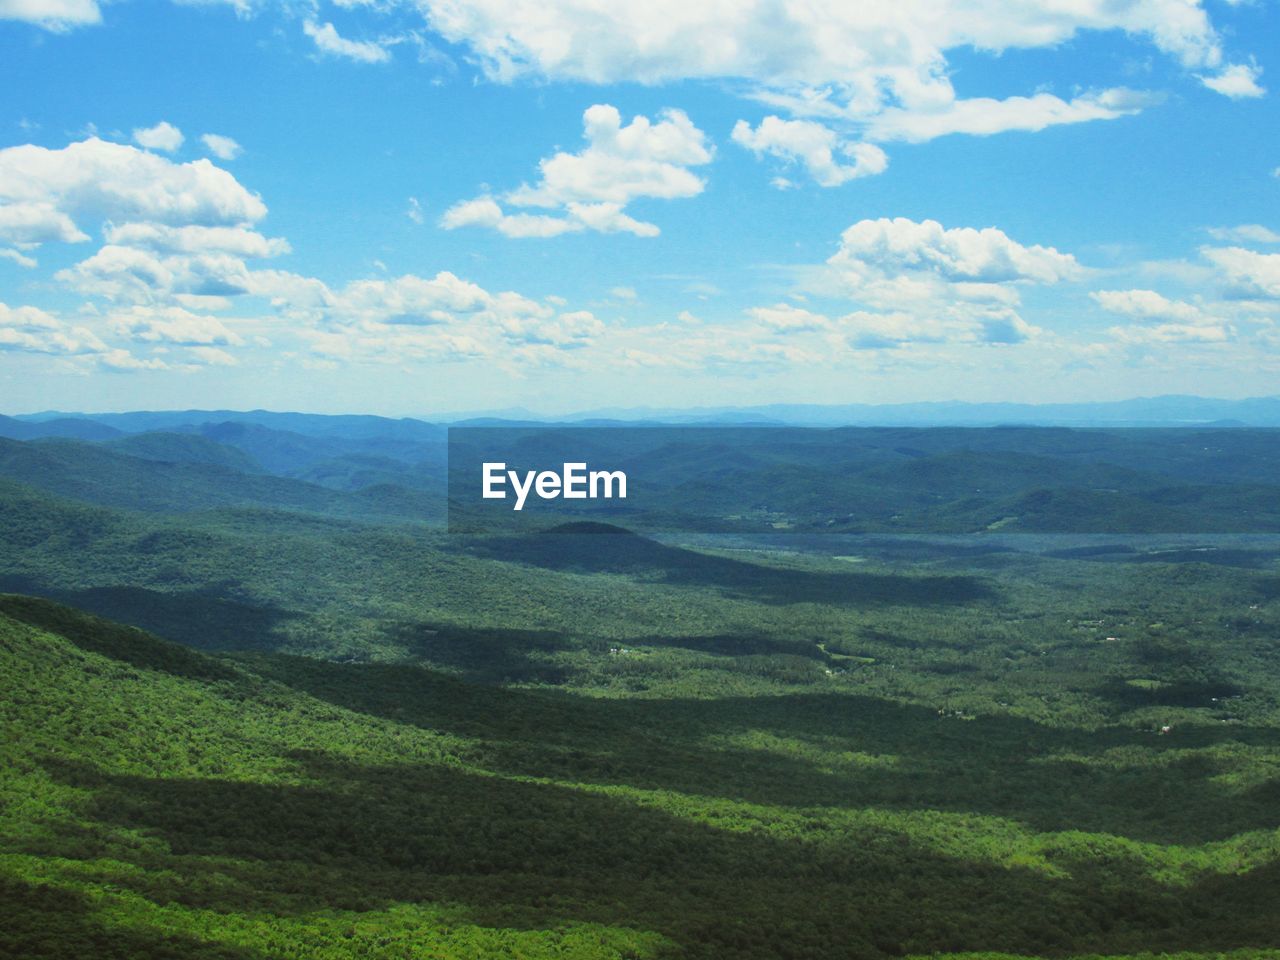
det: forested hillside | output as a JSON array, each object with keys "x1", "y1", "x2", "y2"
[
  {"x1": 2, "y1": 417, "x2": 1279, "y2": 958},
  {"x1": 5, "y1": 597, "x2": 1280, "y2": 959}
]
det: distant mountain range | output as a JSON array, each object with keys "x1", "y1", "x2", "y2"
[
  {"x1": 521, "y1": 394, "x2": 1280, "y2": 427},
  {"x1": 9, "y1": 394, "x2": 1280, "y2": 431},
  {"x1": 2, "y1": 401, "x2": 1280, "y2": 536}
]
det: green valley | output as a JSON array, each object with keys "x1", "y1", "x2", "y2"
[{"x1": 1, "y1": 415, "x2": 1278, "y2": 958}]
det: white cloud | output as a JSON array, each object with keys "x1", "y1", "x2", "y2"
[
  {"x1": 406, "y1": 1, "x2": 1255, "y2": 183},
  {"x1": 507, "y1": 105, "x2": 711, "y2": 205},
  {"x1": 98, "y1": 348, "x2": 168, "y2": 371},
  {"x1": 753, "y1": 217, "x2": 1081, "y2": 351},
  {"x1": 406, "y1": 196, "x2": 424, "y2": 224},
  {"x1": 132, "y1": 121, "x2": 185, "y2": 153},
  {"x1": 420, "y1": 1, "x2": 1229, "y2": 95},
  {"x1": 867, "y1": 88, "x2": 1157, "y2": 144},
  {"x1": 108, "y1": 304, "x2": 246, "y2": 345},
  {"x1": 0, "y1": 201, "x2": 89, "y2": 244},
  {"x1": 829, "y1": 306, "x2": 1041, "y2": 349},
  {"x1": 0, "y1": 300, "x2": 107, "y2": 355},
  {"x1": 1206, "y1": 224, "x2": 1280, "y2": 244},
  {"x1": 747, "y1": 303, "x2": 831, "y2": 333},
  {"x1": 439, "y1": 196, "x2": 502, "y2": 229},
  {"x1": 683, "y1": 220, "x2": 1064, "y2": 360},
  {"x1": 186, "y1": 345, "x2": 239, "y2": 366},
  {"x1": 1109, "y1": 321, "x2": 1232, "y2": 344},
  {"x1": 836, "y1": 310, "x2": 986, "y2": 349},
  {"x1": 1092, "y1": 287, "x2": 1240, "y2": 347},
  {"x1": 0, "y1": 247, "x2": 38, "y2": 268},
  {"x1": 829, "y1": 217, "x2": 1082, "y2": 288},
  {"x1": 303, "y1": 20, "x2": 391, "y2": 64},
  {"x1": 0, "y1": 302, "x2": 62, "y2": 331},
  {"x1": 57, "y1": 245, "x2": 255, "y2": 302},
  {"x1": 1199, "y1": 62, "x2": 1265, "y2": 99},
  {"x1": 310, "y1": 271, "x2": 492, "y2": 325},
  {"x1": 0, "y1": 138, "x2": 267, "y2": 251},
  {"x1": 102, "y1": 222, "x2": 290, "y2": 258},
  {"x1": 0, "y1": 0, "x2": 100, "y2": 30},
  {"x1": 441, "y1": 199, "x2": 661, "y2": 238},
  {"x1": 201, "y1": 133, "x2": 243, "y2": 161},
  {"x1": 248, "y1": 268, "x2": 608, "y2": 366},
  {"x1": 1091, "y1": 289, "x2": 1210, "y2": 322},
  {"x1": 442, "y1": 104, "x2": 711, "y2": 238},
  {"x1": 731, "y1": 117, "x2": 887, "y2": 187},
  {"x1": 1204, "y1": 246, "x2": 1280, "y2": 298}
]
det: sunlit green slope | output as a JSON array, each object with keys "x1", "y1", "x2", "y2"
[{"x1": 4, "y1": 595, "x2": 1280, "y2": 959}]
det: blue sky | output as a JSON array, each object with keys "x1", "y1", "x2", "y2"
[{"x1": 1, "y1": 0, "x2": 1277, "y2": 415}]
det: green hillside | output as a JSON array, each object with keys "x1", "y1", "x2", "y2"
[
  {"x1": 3, "y1": 419, "x2": 1280, "y2": 959},
  {"x1": 0, "y1": 438, "x2": 440, "y2": 522},
  {"x1": 104, "y1": 431, "x2": 265, "y2": 473},
  {"x1": 4, "y1": 595, "x2": 1280, "y2": 960}
]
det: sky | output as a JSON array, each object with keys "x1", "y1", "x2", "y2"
[{"x1": 0, "y1": 0, "x2": 1278, "y2": 416}]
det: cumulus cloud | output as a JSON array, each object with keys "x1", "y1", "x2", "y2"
[
  {"x1": 0, "y1": 131, "x2": 612, "y2": 375},
  {"x1": 1091, "y1": 289, "x2": 1210, "y2": 322},
  {"x1": 0, "y1": 138, "x2": 267, "y2": 250},
  {"x1": 829, "y1": 217, "x2": 1082, "y2": 288},
  {"x1": 247, "y1": 268, "x2": 605, "y2": 365},
  {"x1": 1092, "y1": 288, "x2": 1234, "y2": 344},
  {"x1": 0, "y1": 0, "x2": 100, "y2": 30},
  {"x1": 747, "y1": 303, "x2": 831, "y2": 333},
  {"x1": 420, "y1": 1, "x2": 1231, "y2": 99},
  {"x1": 731, "y1": 217, "x2": 1068, "y2": 356},
  {"x1": 1199, "y1": 62, "x2": 1265, "y2": 99},
  {"x1": 598, "y1": 291, "x2": 1046, "y2": 372},
  {"x1": 407, "y1": 1, "x2": 1258, "y2": 183},
  {"x1": 768, "y1": 217, "x2": 1083, "y2": 350},
  {"x1": 107, "y1": 304, "x2": 246, "y2": 345},
  {"x1": 132, "y1": 121, "x2": 185, "y2": 153},
  {"x1": 303, "y1": 20, "x2": 391, "y2": 63},
  {"x1": 57, "y1": 245, "x2": 257, "y2": 302},
  {"x1": 0, "y1": 300, "x2": 107, "y2": 355},
  {"x1": 731, "y1": 117, "x2": 887, "y2": 187},
  {"x1": 0, "y1": 302, "x2": 62, "y2": 332},
  {"x1": 833, "y1": 309, "x2": 1044, "y2": 349},
  {"x1": 835, "y1": 307, "x2": 1041, "y2": 349},
  {"x1": 102, "y1": 222, "x2": 290, "y2": 258},
  {"x1": 507, "y1": 105, "x2": 711, "y2": 205},
  {"x1": 300, "y1": 271, "x2": 492, "y2": 325},
  {"x1": 201, "y1": 134, "x2": 243, "y2": 161},
  {"x1": 1204, "y1": 246, "x2": 1280, "y2": 299},
  {"x1": 0, "y1": 200, "x2": 88, "y2": 245},
  {"x1": 442, "y1": 104, "x2": 712, "y2": 238}
]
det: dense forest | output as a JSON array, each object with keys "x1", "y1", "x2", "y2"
[{"x1": 1, "y1": 412, "x2": 1278, "y2": 958}]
